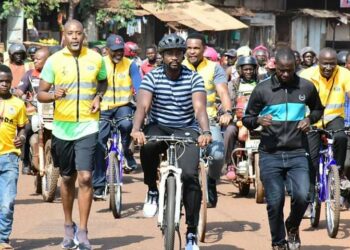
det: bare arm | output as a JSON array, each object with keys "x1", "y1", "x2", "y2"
[
  {"x1": 14, "y1": 127, "x2": 26, "y2": 148},
  {"x1": 130, "y1": 89, "x2": 153, "y2": 145},
  {"x1": 216, "y1": 82, "x2": 233, "y2": 126},
  {"x1": 193, "y1": 91, "x2": 212, "y2": 147}
]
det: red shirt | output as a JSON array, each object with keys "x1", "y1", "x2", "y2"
[{"x1": 141, "y1": 60, "x2": 156, "y2": 77}]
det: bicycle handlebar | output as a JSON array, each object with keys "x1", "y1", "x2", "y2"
[
  {"x1": 100, "y1": 115, "x2": 134, "y2": 126},
  {"x1": 145, "y1": 135, "x2": 197, "y2": 144},
  {"x1": 308, "y1": 127, "x2": 346, "y2": 137}
]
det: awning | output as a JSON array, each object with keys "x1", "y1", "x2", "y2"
[
  {"x1": 296, "y1": 8, "x2": 349, "y2": 24},
  {"x1": 141, "y1": 0, "x2": 248, "y2": 31},
  {"x1": 102, "y1": 7, "x2": 151, "y2": 17},
  {"x1": 219, "y1": 6, "x2": 255, "y2": 17}
]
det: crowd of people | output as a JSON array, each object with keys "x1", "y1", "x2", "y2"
[{"x1": 1, "y1": 18, "x2": 350, "y2": 250}]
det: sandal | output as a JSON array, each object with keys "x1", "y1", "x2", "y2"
[{"x1": 0, "y1": 243, "x2": 14, "y2": 250}]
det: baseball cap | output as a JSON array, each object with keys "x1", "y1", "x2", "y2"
[
  {"x1": 224, "y1": 49, "x2": 237, "y2": 57},
  {"x1": 8, "y1": 43, "x2": 26, "y2": 55},
  {"x1": 106, "y1": 34, "x2": 125, "y2": 50}
]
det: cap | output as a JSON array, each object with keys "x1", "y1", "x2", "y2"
[
  {"x1": 8, "y1": 43, "x2": 26, "y2": 55},
  {"x1": 237, "y1": 46, "x2": 251, "y2": 57},
  {"x1": 252, "y1": 45, "x2": 269, "y2": 57},
  {"x1": 224, "y1": 49, "x2": 237, "y2": 57},
  {"x1": 300, "y1": 46, "x2": 316, "y2": 57},
  {"x1": 106, "y1": 34, "x2": 125, "y2": 50}
]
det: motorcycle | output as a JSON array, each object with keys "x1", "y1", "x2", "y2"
[
  {"x1": 230, "y1": 91, "x2": 265, "y2": 203},
  {"x1": 29, "y1": 98, "x2": 59, "y2": 202}
]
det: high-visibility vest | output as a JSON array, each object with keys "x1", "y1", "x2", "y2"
[
  {"x1": 183, "y1": 58, "x2": 217, "y2": 118},
  {"x1": 50, "y1": 47, "x2": 103, "y2": 122},
  {"x1": 101, "y1": 56, "x2": 133, "y2": 110}
]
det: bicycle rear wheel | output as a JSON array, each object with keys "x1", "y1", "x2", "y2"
[
  {"x1": 310, "y1": 187, "x2": 321, "y2": 227},
  {"x1": 163, "y1": 175, "x2": 176, "y2": 250},
  {"x1": 254, "y1": 153, "x2": 264, "y2": 204},
  {"x1": 109, "y1": 151, "x2": 122, "y2": 219},
  {"x1": 198, "y1": 161, "x2": 207, "y2": 243},
  {"x1": 325, "y1": 164, "x2": 340, "y2": 238}
]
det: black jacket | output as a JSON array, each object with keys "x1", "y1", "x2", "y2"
[{"x1": 242, "y1": 74, "x2": 324, "y2": 152}]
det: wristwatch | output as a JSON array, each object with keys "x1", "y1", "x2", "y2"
[
  {"x1": 202, "y1": 130, "x2": 212, "y2": 136},
  {"x1": 224, "y1": 110, "x2": 233, "y2": 115}
]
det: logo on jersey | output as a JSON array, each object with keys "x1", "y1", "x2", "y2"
[
  {"x1": 87, "y1": 66, "x2": 95, "y2": 71},
  {"x1": 299, "y1": 94, "x2": 306, "y2": 101},
  {"x1": 8, "y1": 106, "x2": 15, "y2": 115}
]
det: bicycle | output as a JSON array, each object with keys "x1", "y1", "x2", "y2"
[
  {"x1": 147, "y1": 134, "x2": 207, "y2": 250},
  {"x1": 102, "y1": 115, "x2": 133, "y2": 219},
  {"x1": 309, "y1": 128, "x2": 344, "y2": 238}
]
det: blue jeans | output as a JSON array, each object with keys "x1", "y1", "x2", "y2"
[
  {"x1": 206, "y1": 125, "x2": 224, "y2": 180},
  {"x1": 260, "y1": 151, "x2": 309, "y2": 246},
  {"x1": 0, "y1": 153, "x2": 19, "y2": 243},
  {"x1": 93, "y1": 105, "x2": 133, "y2": 188}
]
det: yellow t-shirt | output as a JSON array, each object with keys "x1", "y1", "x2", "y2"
[{"x1": 0, "y1": 96, "x2": 28, "y2": 155}]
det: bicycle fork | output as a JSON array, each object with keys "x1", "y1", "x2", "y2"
[{"x1": 158, "y1": 165, "x2": 183, "y2": 230}]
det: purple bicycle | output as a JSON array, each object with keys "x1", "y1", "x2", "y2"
[
  {"x1": 102, "y1": 115, "x2": 133, "y2": 219},
  {"x1": 309, "y1": 128, "x2": 343, "y2": 238}
]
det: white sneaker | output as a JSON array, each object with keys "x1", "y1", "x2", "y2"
[
  {"x1": 185, "y1": 233, "x2": 200, "y2": 250},
  {"x1": 143, "y1": 191, "x2": 158, "y2": 217}
]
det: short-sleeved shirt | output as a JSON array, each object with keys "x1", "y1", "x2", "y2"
[
  {"x1": 140, "y1": 65, "x2": 205, "y2": 130},
  {"x1": 41, "y1": 47, "x2": 107, "y2": 140},
  {"x1": 18, "y1": 69, "x2": 41, "y2": 94},
  {"x1": 0, "y1": 96, "x2": 28, "y2": 155}
]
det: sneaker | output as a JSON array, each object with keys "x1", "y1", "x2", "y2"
[
  {"x1": 61, "y1": 222, "x2": 78, "y2": 249},
  {"x1": 0, "y1": 242, "x2": 14, "y2": 250},
  {"x1": 124, "y1": 155, "x2": 138, "y2": 173},
  {"x1": 76, "y1": 229, "x2": 91, "y2": 250},
  {"x1": 272, "y1": 243, "x2": 288, "y2": 250},
  {"x1": 340, "y1": 176, "x2": 350, "y2": 190},
  {"x1": 185, "y1": 233, "x2": 199, "y2": 250},
  {"x1": 303, "y1": 203, "x2": 312, "y2": 219},
  {"x1": 143, "y1": 190, "x2": 158, "y2": 217},
  {"x1": 93, "y1": 187, "x2": 105, "y2": 200},
  {"x1": 286, "y1": 226, "x2": 301, "y2": 250},
  {"x1": 226, "y1": 164, "x2": 236, "y2": 180},
  {"x1": 22, "y1": 164, "x2": 32, "y2": 175}
]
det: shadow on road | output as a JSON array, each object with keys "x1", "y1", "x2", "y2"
[
  {"x1": 96, "y1": 202, "x2": 143, "y2": 218},
  {"x1": 302, "y1": 245, "x2": 350, "y2": 250},
  {"x1": 303, "y1": 219, "x2": 350, "y2": 240},
  {"x1": 205, "y1": 221, "x2": 260, "y2": 243},
  {"x1": 201, "y1": 244, "x2": 245, "y2": 250},
  {"x1": 11, "y1": 235, "x2": 153, "y2": 250}
]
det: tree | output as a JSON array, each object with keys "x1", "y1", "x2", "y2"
[{"x1": 0, "y1": 0, "x2": 60, "y2": 20}]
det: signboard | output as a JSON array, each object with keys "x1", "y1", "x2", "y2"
[
  {"x1": 341, "y1": 0, "x2": 350, "y2": 8},
  {"x1": 7, "y1": 10, "x2": 24, "y2": 48}
]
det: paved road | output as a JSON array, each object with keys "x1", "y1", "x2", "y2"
[{"x1": 10, "y1": 163, "x2": 350, "y2": 250}]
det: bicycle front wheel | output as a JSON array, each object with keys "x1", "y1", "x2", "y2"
[
  {"x1": 109, "y1": 151, "x2": 122, "y2": 219},
  {"x1": 310, "y1": 187, "x2": 321, "y2": 228},
  {"x1": 163, "y1": 175, "x2": 176, "y2": 250},
  {"x1": 198, "y1": 161, "x2": 207, "y2": 243},
  {"x1": 325, "y1": 164, "x2": 340, "y2": 238}
]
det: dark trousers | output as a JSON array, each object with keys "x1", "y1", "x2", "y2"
[
  {"x1": 223, "y1": 124, "x2": 238, "y2": 164},
  {"x1": 141, "y1": 124, "x2": 201, "y2": 228},
  {"x1": 22, "y1": 122, "x2": 34, "y2": 166},
  {"x1": 307, "y1": 117, "x2": 348, "y2": 197},
  {"x1": 260, "y1": 151, "x2": 310, "y2": 246},
  {"x1": 93, "y1": 105, "x2": 133, "y2": 188}
]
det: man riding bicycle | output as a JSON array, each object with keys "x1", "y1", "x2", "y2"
[
  {"x1": 183, "y1": 33, "x2": 232, "y2": 208},
  {"x1": 300, "y1": 47, "x2": 350, "y2": 196},
  {"x1": 92, "y1": 34, "x2": 141, "y2": 200},
  {"x1": 225, "y1": 56, "x2": 259, "y2": 179},
  {"x1": 131, "y1": 33, "x2": 212, "y2": 250}
]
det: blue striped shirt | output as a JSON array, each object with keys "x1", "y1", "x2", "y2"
[
  {"x1": 141, "y1": 65, "x2": 205, "y2": 129},
  {"x1": 345, "y1": 95, "x2": 350, "y2": 127}
]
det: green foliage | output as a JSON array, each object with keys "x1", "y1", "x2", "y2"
[
  {"x1": 0, "y1": 0, "x2": 60, "y2": 20},
  {"x1": 78, "y1": 0, "x2": 94, "y2": 20},
  {"x1": 96, "y1": 0, "x2": 136, "y2": 28}
]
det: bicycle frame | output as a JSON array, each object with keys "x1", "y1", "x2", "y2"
[
  {"x1": 317, "y1": 138, "x2": 338, "y2": 202},
  {"x1": 106, "y1": 126, "x2": 124, "y2": 187}
]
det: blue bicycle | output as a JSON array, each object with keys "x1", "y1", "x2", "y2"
[
  {"x1": 102, "y1": 115, "x2": 133, "y2": 219},
  {"x1": 309, "y1": 128, "x2": 343, "y2": 238}
]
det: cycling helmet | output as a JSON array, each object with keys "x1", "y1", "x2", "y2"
[
  {"x1": 158, "y1": 34, "x2": 186, "y2": 53},
  {"x1": 27, "y1": 46, "x2": 38, "y2": 55},
  {"x1": 124, "y1": 41, "x2": 139, "y2": 57},
  {"x1": 337, "y1": 50, "x2": 348, "y2": 65},
  {"x1": 8, "y1": 43, "x2": 26, "y2": 55},
  {"x1": 236, "y1": 56, "x2": 258, "y2": 68},
  {"x1": 204, "y1": 46, "x2": 219, "y2": 62}
]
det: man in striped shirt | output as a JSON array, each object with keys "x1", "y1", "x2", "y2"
[{"x1": 131, "y1": 34, "x2": 212, "y2": 250}]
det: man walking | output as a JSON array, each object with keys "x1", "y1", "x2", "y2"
[
  {"x1": 243, "y1": 48, "x2": 324, "y2": 249},
  {"x1": 38, "y1": 20, "x2": 107, "y2": 250}
]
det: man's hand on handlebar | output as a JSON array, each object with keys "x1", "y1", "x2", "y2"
[
  {"x1": 131, "y1": 130, "x2": 146, "y2": 146},
  {"x1": 297, "y1": 117, "x2": 311, "y2": 132},
  {"x1": 198, "y1": 134, "x2": 212, "y2": 148}
]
